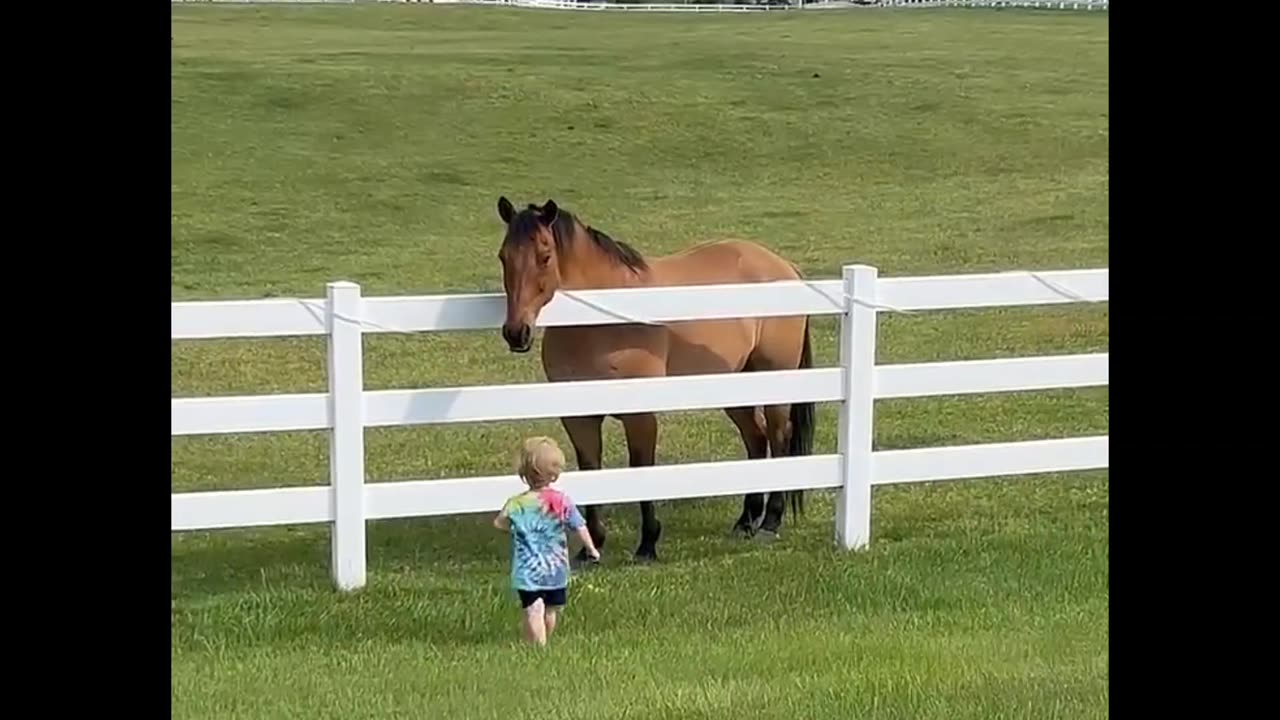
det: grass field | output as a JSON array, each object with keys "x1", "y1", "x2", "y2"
[{"x1": 171, "y1": 5, "x2": 1109, "y2": 719}]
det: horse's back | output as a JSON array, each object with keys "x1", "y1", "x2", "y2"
[
  {"x1": 542, "y1": 239, "x2": 807, "y2": 382},
  {"x1": 650, "y1": 240, "x2": 806, "y2": 377},
  {"x1": 649, "y1": 239, "x2": 802, "y2": 286}
]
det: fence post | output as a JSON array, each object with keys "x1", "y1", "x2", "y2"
[
  {"x1": 835, "y1": 264, "x2": 878, "y2": 550},
  {"x1": 326, "y1": 281, "x2": 366, "y2": 591}
]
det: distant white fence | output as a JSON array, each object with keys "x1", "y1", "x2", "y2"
[
  {"x1": 474, "y1": 1, "x2": 1112, "y2": 11},
  {"x1": 172, "y1": 265, "x2": 1109, "y2": 590},
  {"x1": 173, "y1": 0, "x2": 1110, "y2": 11}
]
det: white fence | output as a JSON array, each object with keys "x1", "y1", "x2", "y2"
[
  {"x1": 172, "y1": 264, "x2": 1109, "y2": 591},
  {"x1": 173, "y1": 1, "x2": 1110, "y2": 11},
  {"x1": 479, "y1": 1, "x2": 1112, "y2": 10}
]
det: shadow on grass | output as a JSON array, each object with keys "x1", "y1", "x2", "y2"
[
  {"x1": 171, "y1": 497, "x2": 845, "y2": 651},
  {"x1": 170, "y1": 495, "x2": 825, "y2": 601},
  {"x1": 172, "y1": 513, "x2": 501, "y2": 599},
  {"x1": 171, "y1": 479, "x2": 1108, "y2": 654}
]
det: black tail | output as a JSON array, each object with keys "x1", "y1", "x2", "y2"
[{"x1": 787, "y1": 317, "x2": 816, "y2": 519}]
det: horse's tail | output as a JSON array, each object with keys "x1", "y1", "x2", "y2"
[{"x1": 788, "y1": 316, "x2": 816, "y2": 520}]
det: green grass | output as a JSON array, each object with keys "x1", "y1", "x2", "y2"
[{"x1": 171, "y1": 5, "x2": 1109, "y2": 719}]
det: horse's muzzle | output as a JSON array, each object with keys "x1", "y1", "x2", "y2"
[{"x1": 502, "y1": 323, "x2": 533, "y2": 353}]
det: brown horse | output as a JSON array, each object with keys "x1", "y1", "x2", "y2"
[{"x1": 495, "y1": 196, "x2": 816, "y2": 562}]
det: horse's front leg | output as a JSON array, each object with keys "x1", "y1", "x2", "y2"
[
  {"x1": 562, "y1": 414, "x2": 607, "y2": 564},
  {"x1": 620, "y1": 412, "x2": 662, "y2": 562}
]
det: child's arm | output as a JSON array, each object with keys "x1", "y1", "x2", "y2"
[
  {"x1": 575, "y1": 525, "x2": 600, "y2": 560},
  {"x1": 564, "y1": 497, "x2": 599, "y2": 559},
  {"x1": 493, "y1": 498, "x2": 512, "y2": 532}
]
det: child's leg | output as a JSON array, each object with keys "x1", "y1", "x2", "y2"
[
  {"x1": 544, "y1": 606, "x2": 559, "y2": 638},
  {"x1": 543, "y1": 587, "x2": 566, "y2": 639},
  {"x1": 521, "y1": 597, "x2": 547, "y2": 645}
]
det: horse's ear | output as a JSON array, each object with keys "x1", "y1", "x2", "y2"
[
  {"x1": 497, "y1": 196, "x2": 515, "y2": 224},
  {"x1": 539, "y1": 199, "x2": 558, "y2": 225}
]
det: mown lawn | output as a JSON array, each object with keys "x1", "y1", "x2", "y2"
[{"x1": 171, "y1": 5, "x2": 1108, "y2": 719}]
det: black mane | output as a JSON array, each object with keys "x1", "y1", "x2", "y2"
[{"x1": 509, "y1": 205, "x2": 648, "y2": 273}]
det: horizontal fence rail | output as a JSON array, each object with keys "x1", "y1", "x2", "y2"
[
  {"x1": 172, "y1": 265, "x2": 1109, "y2": 591},
  {"x1": 172, "y1": 435, "x2": 1107, "y2": 531},
  {"x1": 171, "y1": 269, "x2": 1106, "y2": 339},
  {"x1": 171, "y1": 352, "x2": 1107, "y2": 435}
]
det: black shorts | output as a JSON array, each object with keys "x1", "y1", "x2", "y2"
[{"x1": 517, "y1": 587, "x2": 566, "y2": 608}]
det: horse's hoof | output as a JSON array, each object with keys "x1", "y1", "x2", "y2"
[
  {"x1": 753, "y1": 529, "x2": 779, "y2": 544},
  {"x1": 633, "y1": 548, "x2": 658, "y2": 563}
]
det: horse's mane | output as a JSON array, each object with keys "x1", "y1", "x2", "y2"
[{"x1": 511, "y1": 204, "x2": 648, "y2": 273}]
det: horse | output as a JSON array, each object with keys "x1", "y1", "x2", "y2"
[{"x1": 494, "y1": 196, "x2": 817, "y2": 563}]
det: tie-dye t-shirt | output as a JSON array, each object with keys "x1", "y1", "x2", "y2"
[{"x1": 499, "y1": 487, "x2": 586, "y2": 591}]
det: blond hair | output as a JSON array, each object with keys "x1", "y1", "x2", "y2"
[{"x1": 517, "y1": 436, "x2": 566, "y2": 488}]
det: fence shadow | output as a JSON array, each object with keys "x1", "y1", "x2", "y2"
[
  {"x1": 171, "y1": 513, "x2": 506, "y2": 600},
  {"x1": 171, "y1": 494, "x2": 851, "y2": 651},
  {"x1": 170, "y1": 494, "x2": 824, "y2": 601}
]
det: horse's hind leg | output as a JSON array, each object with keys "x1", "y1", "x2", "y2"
[
  {"x1": 758, "y1": 404, "x2": 793, "y2": 539},
  {"x1": 619, "y1": 412, "x2": 662, "y2": 562},
  {"x1": 744, "y1": 316, "x2": 812, "y2": 540},
  {"x1": 726, "y1": 406, "x2": 769, "y2": 537},
  {"x1": 561, "y1": 415, "x2": 607, "y2": 562}
]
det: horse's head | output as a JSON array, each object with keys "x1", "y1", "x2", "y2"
[{"x1": 495, "y1": 196, "x2": 564, "y2": 353}]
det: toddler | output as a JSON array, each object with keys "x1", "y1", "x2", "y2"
[{"x1": 493, "y1": 436, "x2": 600, "y2": 646}]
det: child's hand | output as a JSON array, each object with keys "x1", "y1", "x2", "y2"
[{"x1": 573, "y1": 547, "x2": 600, "y2": 569}]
